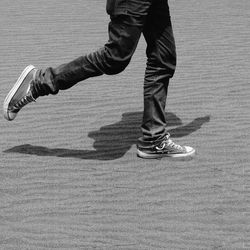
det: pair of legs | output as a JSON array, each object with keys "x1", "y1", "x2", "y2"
[
  {"x1": 34, "y1": 0, "x2": 176, "y2": 145},
  {"x1": 4, "y1": 0, "x2": 195, "y2": 158}
]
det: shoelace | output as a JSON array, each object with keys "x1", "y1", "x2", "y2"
[
  {"x1": 156, "y1": 138, "x2": 183, "y2": 151},
  {"x1": 12, "y1": 94, "x2": 36, "y2": 111}
]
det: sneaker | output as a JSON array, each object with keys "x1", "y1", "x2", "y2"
[
  {"x1": 3, "y1": 65, "x2": 37, "y2": 121},
  {"x1": 137, "y1": 134, "x2": 195, "y2": 159}
]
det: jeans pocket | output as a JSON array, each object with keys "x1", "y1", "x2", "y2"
[{"x1": 106, "y1": 0, "x2": 128, "y2": 16}]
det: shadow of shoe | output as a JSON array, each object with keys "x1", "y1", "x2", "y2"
[{"x1": 4, "y1": 112, "x2": 210, "y2": 161}]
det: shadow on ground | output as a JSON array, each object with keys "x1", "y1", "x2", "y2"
[{"x1": 4, "y1": 112, "x2": 210, "y2": 160}]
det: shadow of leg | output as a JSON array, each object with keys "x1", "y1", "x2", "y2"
[{"x1": 168, "y1": 115, "x2": 210, "y2": 138}]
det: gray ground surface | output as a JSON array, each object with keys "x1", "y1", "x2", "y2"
[{"x1": 0, "y1": 0, "x2": 249, "y2": 249}]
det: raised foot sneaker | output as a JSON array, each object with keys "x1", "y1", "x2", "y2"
[
  {"x1": 137, "y1": 134, "x2": 195, "y2": 159},
  {"x1": 3, "y1": 65, "x2": 37, "y2": 121}
]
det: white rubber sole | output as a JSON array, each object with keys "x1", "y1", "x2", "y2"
[
  {"x1": 3, "y1": 65, "x2": 35, "y2": 121},
  {"x1": 137, "y1": 146, "x2": 196, "y2": 159}
]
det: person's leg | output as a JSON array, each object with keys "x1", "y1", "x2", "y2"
[
  {"x1": 32, "y1": 16, "x2": 143, "y2": 98},
  {"x1": 33, "y1": 0, "x2": 154, "y2": 97},
  {"x1": 140, "y1": 0, "x2": 176, "y2": 144},
  {"x1": 4, "y1": 0, "x2": 153, "y2": 120},
  {"x1": 137, "y1": 0, "x2": 195, "y2": 158},
  {"x1": 32, "y1": 0, "x2": 156, "y2": 98}
]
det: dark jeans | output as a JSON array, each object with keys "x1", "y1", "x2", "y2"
[{"x1": 34, "y1": 0, "x2": 176, "y2": 146}]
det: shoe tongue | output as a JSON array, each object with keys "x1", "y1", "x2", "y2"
[
  {"x1": 165, "y1": 133, "x2": 170, "y2": 139},
  {"x1": 30, "y1": 81, "x2": 39, "y2": 99},
  {"x1": 165, "y1": 139, "x2": 173, "y2": 147},
  {"x1": 26, "y1": 84, "x2": 31, "y2": 94}
]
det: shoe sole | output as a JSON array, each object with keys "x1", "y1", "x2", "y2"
[
  {"x1": 3, "y1": 65, "x2": 35, "y2": 121},
  {"x1": 137, "y1": 146, "x2": 196, "y2": 159}
]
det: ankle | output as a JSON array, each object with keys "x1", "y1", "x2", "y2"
[{"x1": 32, "y1": 68, "x2": 59, "y2": 98}]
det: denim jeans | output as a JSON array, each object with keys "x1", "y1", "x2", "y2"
[{"x1": 34, "y1": 0, "x2": 176, "y2": 146}]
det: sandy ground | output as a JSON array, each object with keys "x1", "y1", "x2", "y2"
[{"x1": 0, "y1": 0, "x2": 249, "y2": 249}]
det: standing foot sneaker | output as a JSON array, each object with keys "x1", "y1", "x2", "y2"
[
  {"x1": 137, "y1": 134, "x2": 195, "y2": 159},
  {"x1": 3, "y1": 65, "x2": 37, "y2": 121}
]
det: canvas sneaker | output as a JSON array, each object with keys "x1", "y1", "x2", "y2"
[
  {"x1": 3, "y1": 65, "x2": 38, "y2": 121},
  {"x1": 137, "y1": 134, "x2": 195, "y2": 159}
]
